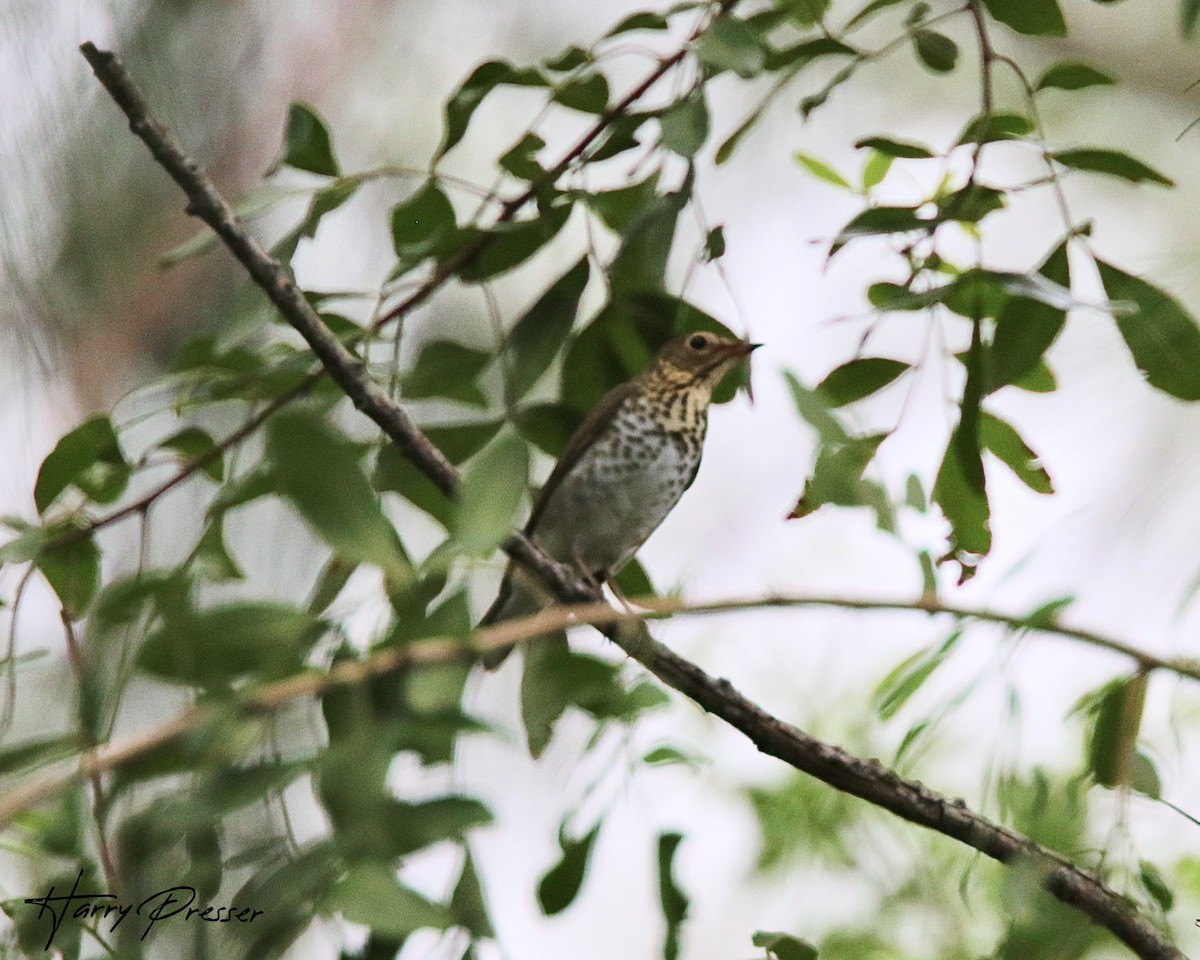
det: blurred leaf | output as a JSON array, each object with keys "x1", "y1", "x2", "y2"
[
  {"x1": 267, "y1": 410, "x2": 410, "y2": 580},
  {"x1": 438, "y1": 60, "x2": 548, "y2": 158},
  {"x1": 160, "y1": 426, "x2": 223, "y2": 481},
  {"x1": 844, "y1": 0, "x2": 908, "y2": 30},
  {"x1": 587, "y1": 111, "x2": 646, "y2": 162},
  {"x1": 39, "y1": 534, "x2": 100, "y2": 618},
  {"x1": 912, "y1": 30, "x2": 958, "y2": 73},
  {"x1": 980, "y1": 0, "x2": 1065, "y2": 35},
  {"x1": 784, "y1": 372, "x2": 848, "y2": 445},
  {"x1": 658, "y1": 833, "x2": 689, "y2": 960},
  {"x1": 538, "y1": 821, "x2": 602, "y2": 915},
  {"x1": 659, "y1": 92, "x2": 710, "y2": 158},
  {"x1": 521, "y1": 643, "x2": 618, "y2": 757},
  {"x1": 1012, "y1": 358, "x2": 1057, "y2": 393},
  {"x1": 854, "y1": 135, "x2": 935, "y2": 159},
  {"x1": 753, "y1": 931, "x2": 819, "y2": 960},
  {"x1": 789, "y1": 432, "x2": 892, "y2": 532},
  {"x1": 514, "y1": 402, "x2": 583, "y2": 457},
  {"x1": 763, "y1": 36, "x2": 854, "y2": 71},
  {"x1": 580, "y1": 173, "x2": 661, "y2": 233},
  {"x1": 697, "y1": 18, "x2": 766, "y2": 77},
  {"x1": 191, "y1": 515, "x2": 245, "y2": 582},
  {"x1": 956, "y1": 112, "x2": 1032, "y2": 145},
  {"x1": 816, "y1": 358, "x2": 909, "y2": 407},
  {"x1": 873, "y1": 631, "x2": 960, "y2": 720},
  {"x1": 404, "y1": 339, "x2": 491, "y2": 407},
  {"x1": 861, "y1": 151, "x2": 893, "y2": 189},
  {"x1": 1130, "y1": 752, "x2": 1162, "y2": 799},
  {"x1": 980, "y1": 413, "x2": 1053, "y2": 494},
  {"x1": 543, "y1": 46, "x2": 591, "y2": 72},
  {"x1": 0, "y1": 734, "x2": 82, "y2": 776},
  {"x1": 35, "y1": 415, "x2": 130, "y2": 514},
  {"x1": 160, "y1": 186, "x2": 291, "y2": 267},
  {"x1": 453, "y1": 433, "x2": 528, "y2": 556},
  {"x1": 613, "y1": 556, "x2": 654, "y2": 598},
  {"x1": 139, "y1": 601, "x2": 320, "y2": 687},
  {"x1": 499, "y1": 132, "x2": 546, "y2": 181},
  {"x1": 1139, "y1": 860, "x2": 1174, "y2": 912},
  {"x1": 307, "y1": 555, "x2": 356, "y2": 615},
  {"x1": 1035, "y1": 62, "x2": 1115, "y2": 92},
  {"x1": 1186, "y1": 0, "x2": 1200, "y2": 35},
  {"x1": 642, "y1": 745, "x2": 699, "y2": 767},
  {"x1": 989, "y1": 241, "x2": 1070, "y2": 390},
  {"x1": 456, "y1": 204, "x2": 572, "y2": 283},
  {"x1": 1021, "y1": 595, "x2": 1073, "y2": 629},
  {"x1": 933, "y1": 421, "x2": 990, "y2": 576},
  {"x1": 1051, "y1": 148, "x2": 1173, "y2": 187},
  {"x1": 278, "y1": 102, "x2": 339, "y2": 176},
  {"x1": 505, "y1": 258, "x2": 590, "y2": 399},
  {"x1": 793, "y1": 152, "x2": 851, "y2": 190},
  {"x1": 703, "y1": 225, "x2": 726, "y2": 261},
  {"x1": 605, "y1": 11, "x2": 669, "y2": 35},
  {"x1": 425, "y1": 421, "x2": 506, "y2": 464},
  {"x1": 391, "y1": 183, "x2": 458, "y2": 265},
  {"x1": 1087, "y1": 673, "x2": 1147, "y2": 789},
  {"x1": 937, "y1": 183, "x2": 1005, "y2": 224},
  {"x1": 829, "y1": 205, "x2": 927, "y2": 258},
  {"x1": 1097, "y1": 260, "x2": 1200, "y2": 400},
  {"x1": 451, "y1": 850, "x2": 493, "y2": 938},
  {"x1": 327, "y1": 863, "x2": 452, "y2": 938},
  {"x1": 608, "y1": 182, "x2": 690, "y2": 295},
  {"x1": 376, "y1": 447, "x2": 454, "y2": 527},
  {"x1": 555, "y1": 74, "x2": 609, "y2": 114}
]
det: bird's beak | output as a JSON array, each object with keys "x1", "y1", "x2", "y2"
[{"x1": 724, "y1": 340, "x2": 762, "y2": 358}]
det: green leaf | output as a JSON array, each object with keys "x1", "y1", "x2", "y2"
[
  {"x1": 989, "y1": 241, "x2": 1070, "y2": 390},
  {"x1": 279, "y1": 103, "x2": 339, "y2": 176},
  {"x1": 403, "y1": 339, "x2": 492, "y2": 407},
  {"x1": 696, "y1": 17, "x2": 766, "y2": 77},
  {"x1": 555, "y1": 74, "x2": 609, "y2": 114},
  {"x1": 854, "y1": 136, "x2": 935, "y2": 159},
  {"x1": 0, "y1": 734, "x2": 82, "y2": 776},
  {"x1": 1012, "y1": 358, "x2": 1057, "y2": 393},
  {"x1": 543, "y1": 46, "x2": 591, "y2": 72},
  {"x1": 980, "y1": 413, "x2": 1053, "y2": 494},
  {"x1": 391, "y1": 183, "x2": 458, "y2": 264},
  {"x1": 844, "y1": 0, "x2": 908, "y2": 31},
  {"x1": 608, "y1": 183, "x2": 689, "y2": 295},
  {"x1": 659, "y1": 92, "x2": 710, "y2": 158},
  {"x1": 605, "y1": 11, "x2": 669, "y2": 36},
  {"x1": 816, "y1": 358, "x2": 909, "y2": 407},
  {"x1": 703, "y1": 225, "x2": 726, "y2": 261},
  {"x1": 1050, "y1": 149, "x2": 1173, "y2": 187},
  {"x1": 861, "y1": 151, "x2": 893, "y2": 189},
  {"x1": 138, "y1": 601, "x2": 320, "y2": 687},
  {"x1": 1139, "y1": 860, "x2": 1174, "y2": 912},
  {"x1": 788, "y1": 432, "x2": 891, "y2": 530},
  {"x1": 752, "y1": 930, "x2": 819, "y2": 960},
  {"x1": 829, "y1": 205, "x2": 927, "y2": 258},
  {"x1": 980, "y1": 0, "x2": 1066, "y2": 36},
  {"x1": 438, "y1": 60, "x2": 548, "y2": 159},
  {"x1": 872, "y1": 631, "x2": 960, "y2": 720},
  {"x1": 777, "y1": 0, "x2": 831, "y2": 27},
  {"x1": 538, "y1": 821, "x2": 602, "y2": 915},
  {"x1": 514, "y1": 403, "x2": 583, "y2": 457},
  {"x1": 452, "y1": 433, "x2": 528, "y2": 556},
  {"x1": 793, "y1": 152, "x2": 851, "y2": 190},
  {"x1": 456, "y1": 204, "x2": 572, "y2": 283},
  {"x1": 266, "y1": 410, "x2": 410, "y2": 580},
  {"x1": 191, "y1": 515, "x2": 244, "y2": 582},
  {"x1": 1097, "y1": 260, "x2": 1200, "y2": 400},
  {"x1": 933, "y1": 420, "x2": 990, "y2": 574},
  {"x1": 1186, "y1": 0, "x2": 1200, "y2": 36},
  {"x1": 956, "y1": 112, "x2": 1032, "y2": 145},
  {"x1": 499, "y1": 132, "x2": 546, "y2": 181},
  {"x1": 1086, "y1": 673, "x2": 1147, "y2": 789},
  {"x1": 1129, "y1": 752, "x2": 1161, "y2": 799},
  {"x1": 505, "y1": 258, "x2": 590, "y2": 399},
  {"x1": 658, "y1": 833, "x2": 689, "y2": 960},
  {"x1": 912, "y1": 31, "x2": 958, "y2": 73},
  {"x1": 451, "y1": 850, "x2": 493, "y2": 938},
  {"x1": 521, "y1": 643, "x2": 619, "y2": 757},
  {"x1": 426, "y1": 421, "x2": 506, "y2": 464},
  {"x1": 580, "y1": 173, "x2": 661, "y2": 233},
  {"x1": 35, "y1": 415, "x2": 130, "y2": 513},
  {"x1": 39, "y1": 534, "x2": 101, "y2": 618},
  {"x1": 937, "y1": 183, "x2": 1005, "y2": 224},
  {"x1": 159, "y1": 427, "x2": 223, "y2": 482},
  {"x1": 1035, "y1": 62, "x2": 1116, "y2": 92},
  {"x1": 326, "y1": 863, "x2": 452, "y2": 939}
]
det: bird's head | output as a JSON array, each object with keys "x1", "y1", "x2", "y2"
[{"x1": 651, "y1": 332, "x2": 761, "y2": 394}]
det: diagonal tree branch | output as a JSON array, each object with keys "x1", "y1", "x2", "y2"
[{"x1": 74, "y1": 39, "x2": 1184, "y2": 960}]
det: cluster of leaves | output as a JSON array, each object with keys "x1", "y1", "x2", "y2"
[{"x1": 3, "y1": 0, "x2": 1200, "y2": 958}]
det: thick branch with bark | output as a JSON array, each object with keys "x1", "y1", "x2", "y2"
[{"x1": 68, "y1": 39, "x2": 1186, "y2": 960}]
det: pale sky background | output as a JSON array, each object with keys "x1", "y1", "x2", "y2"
[{"x1": 3, "y1": 1, "x2": 1200, "y2": 958}]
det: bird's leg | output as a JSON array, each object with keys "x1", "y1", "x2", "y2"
[
  {"x1": 604, "y1": 571, "x2": 636, "y2": 613},
  {"x1": 571, "y1": 546, "x2": 605, "y2": 595}
]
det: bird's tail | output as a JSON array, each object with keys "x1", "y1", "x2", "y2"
[{"x1": 479, "y1": 573, "x2": 558, "y2": 669}]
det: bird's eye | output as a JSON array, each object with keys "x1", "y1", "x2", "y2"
[{"x1": 688, "y1": 334, "x2": 707, "y2": 350}]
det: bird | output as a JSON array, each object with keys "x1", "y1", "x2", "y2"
[{"x1": 480, "y1": 331, "x2": 760, "y2": 667}]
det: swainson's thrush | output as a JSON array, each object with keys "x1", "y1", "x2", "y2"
[{"x1": 481, "y1": 331, "x2": 759, "y2": 667}]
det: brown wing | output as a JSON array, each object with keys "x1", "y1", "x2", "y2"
[{"x1": 524, "y1": 379, "x2": 641, "y2": 535}]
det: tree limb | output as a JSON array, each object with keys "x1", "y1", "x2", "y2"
[{"x1": 75, "y1": 38, "x2": 1184, "y2": 960}]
